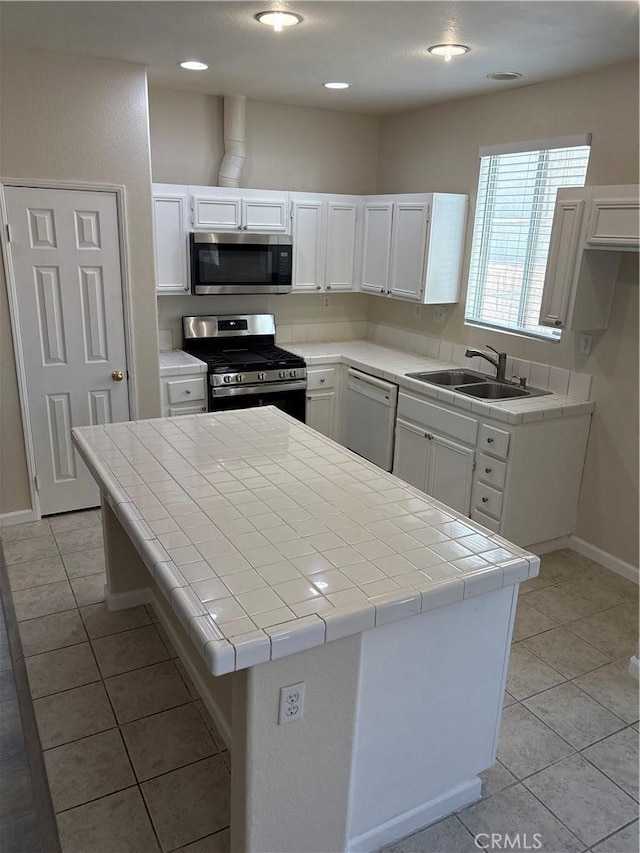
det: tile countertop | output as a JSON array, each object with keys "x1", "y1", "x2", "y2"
[
  {"x1": 159, "y1": 350, "x2": 207, "y2": 377},
  {"x1": 72, "y1": 407, "x2": 539, "y2": 677},
  {"x1": 287, "y1": 341, "x2": 595, "y2": 426}
]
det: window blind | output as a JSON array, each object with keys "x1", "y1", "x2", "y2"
[{"x1": 465, "y1": 143, "x2": 591, "y2": 340}]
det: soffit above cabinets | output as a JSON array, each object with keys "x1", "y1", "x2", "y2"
[{"x1": 1, "y1": 1, "x2": 638, "y2": 115}]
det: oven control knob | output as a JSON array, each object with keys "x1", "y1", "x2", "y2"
[
  {"x1": 279, "y1": 370, "x2": 286, "y2": 379},
  {"x1": 258, "y1": 372, "x2": 267, "y2": 380},
  {"x1": 236, "y1": 374, "x2": 245, "y2": 383},
  {"x1": 223, "y1": 375, "x2": 232, "y2": 384},
  {"x1": 289, "y1": 369, "x2": 297, "y2": 378}
]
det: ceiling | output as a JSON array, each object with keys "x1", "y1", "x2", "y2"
[{"x1": 1, "y1": 1, "x2": 638, "y2": 115}]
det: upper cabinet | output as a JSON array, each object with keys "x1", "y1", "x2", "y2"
[
  {"x1": 152, "y1": 184, "x2": 191, "y2": 294},
  {"x1": 361, "y1": 193, "x2": 468, "y2": 304},
  {"x1": 191, "y1": 187, "x2": 290, "y2": 233},
  {"x1": 291, "y1": 193, "x2": 360, "y2": 293},
  {"x1": 539, "y1": 184, "x2": 638, "y2": 331}
]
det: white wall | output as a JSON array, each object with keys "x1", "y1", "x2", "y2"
[{"x1": 0, "y1": 46, "x2": 160, "y2": 516}]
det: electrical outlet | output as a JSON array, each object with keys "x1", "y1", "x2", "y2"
[
  {"x1": 323, "y1": 296, "x2": 330, "y2": 308},
  {"x1": 433, "y1": 306, "x2": 446, "y2": 324},
  {"x1": 414, "y1": 305, "x2": 422, "y2": 318},
  {"x1": 278, "y1": 682, "x2": 305, "y2": 724},
  {"x1": 579, "y1": 334, "x2": 593, "y2": 355}
]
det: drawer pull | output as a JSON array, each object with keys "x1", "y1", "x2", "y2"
[
  {"x1": 485, "y1": 467, "x2": 492, "y2": 474},
  {"x1": 487, "y1": 437, "x2": 494, "y2": 444},
  {"x1": 185, "y1": 389, "x2": 192, "y2": 395},
  {"x1": 320, "y1": 377, "x2": 325, "y2": 383},
  {"x1": 482, "y1": 497, "x2": 489, "y2": 503}
]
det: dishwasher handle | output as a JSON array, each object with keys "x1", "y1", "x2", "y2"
[{"x1": 346, "y1": 368, "x2": 398, "y2": 406}]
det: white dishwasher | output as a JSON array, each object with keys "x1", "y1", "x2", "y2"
[{"x1": 345, "y1": 368, "x2": 398, "y2": 471}]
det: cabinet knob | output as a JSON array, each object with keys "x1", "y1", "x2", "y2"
[
  {"x1": 485, "y1": 467, "x2": 492, "y2": 474},
  {"x1": 487, "y1": 437, "x2": 494, "y2": 444},
  {"x1": 482, "y1": 497, "x2": 489, "y2": 503},
  {"x1": 380, "y1": 288, "x2": 384, "y2": 293},
  {"x1": 554, "y1": 320, "x2": 562, "y2": 327},
  {"x1": 320, "y1": 377, "x2": 325, "y2": 383},
  {"x1": 185, "y1": 389, "x2": 192, "y2": 395},
  {"x1": 326, "y1": 285, "x2": 331, "y2": 290},
  {"x1": 316, "y1": 286, "x2": 321, "y2": 291}
]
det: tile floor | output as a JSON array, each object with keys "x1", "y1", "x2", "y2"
[{"x1": 0, "y1": 512, "x2": 638, "y2": 853}]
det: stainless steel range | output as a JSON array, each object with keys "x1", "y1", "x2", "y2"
[{"x1": 182, "y1": 314, "x2": 307, "y2": 421}]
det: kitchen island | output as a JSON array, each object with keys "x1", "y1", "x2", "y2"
[{"x1": 72, "y1": 407, "x2": 539, "y2": 853}]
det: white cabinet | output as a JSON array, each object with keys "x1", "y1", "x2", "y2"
[
  {"x1": 291, "y1": 194, "x2": 360, "y2": 292},
  {"x1": 305, "y1": 365, "x2": 341, "y2": 440},
  {"x1": 360, "y1": 193, "x2": 468, "y2": 304},
  {"x1": 539, "y1": 184, "x2": 638, "y2": 331},
  {"x1": 152, "y1": 184, "x2": 190, "y2": 294},
  {"x1": 191, "y1": 187, "x2": 290, "y2": 233},
  {"x1": 160, "y1": 373, "x2": 207, "y2": 417}
]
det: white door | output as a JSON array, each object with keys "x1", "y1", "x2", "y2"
[
  {"x1": 306, "y1": 391, "x2": 335, "y2": 439},
  {"x1": 389, "y1": 203, "x2": 429, "y2": 301},
  {"x1": 361, "y1": 203, "x2": 393, "y2": 295},
  {"x1": 393, "y1": 419, "x2": 428, "y2": 492},
  {"x1": 4, "y1": 186, "x2": 130, "y2": 515},
  {"x1": 427, "y1": 432, "x2": 475, "y2": 516},
  {"x1": 292, "y1": 200, "x2": 324, "y2": 292},
  {"x1": 325, "y1": 202, "x2": 358, "y2": 292}
]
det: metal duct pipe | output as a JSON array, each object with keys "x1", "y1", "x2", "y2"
[{"x1": 218, "y1": 95, "x2": 246, "y2": 187}]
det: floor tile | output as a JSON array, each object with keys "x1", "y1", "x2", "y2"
[
  {"x1": 18, "y1": 609, "x2": 87, "y2": 656},
  {"x1": 559, "y1": 576, "x2": 634, "y2": 613},
  {"x1": 25, "y1": 642, "x2": 100, "y2": 699},
  {"x1": 512, "y1": 600, "x2": 558, "y2": 641},
  {"x1": 567, "y1": 606, "x2": 639, "y2": 660},
  {"x1": 2, "y1": 534, "x2": 58, "y2": 565},
  {"x1": 0, "y1": 519, "x2": 51, "y2": 542},
  {"x1": 523, "y1": 682, "x2": 625, "y2": 749},
  {"x1": 6, "y1": 556, "x2": 66, "y2": 591},
  {"x1": 69, "y1": 572, "x2": 106, "y2": 607},
  {"x1": 497, "y1": 704, "x2": 574, "y2": 778},
  {"x1": 195, "y1": 701, "x2": 225, "y2": 751},
  {"x1": 48, "y1": 511, "x2": 100, "y2": 535},
  {"x1": 479, "y1": 761, "x2": 517, "y2": 798},
  {"x1": 524, "y1": 754, "x2": 638, "y2": 847},
  {"x1": 53, "y1": 526, "x2": 104, "y2": 555},
  {"x1": 382, "y1": 815, "x2": 477, "y2": 852},
  {"x1": 522, "y1": 584, "x2": 602, "y2": 624},
  {"x1": 141, "y1": 755, "x2": 230, "y2": 851},
  {"x1": 121, "y1": 703, "x2": 217, "y2": 782},
  {"x1": 177, "y1": 828, "x2": 230, "y2": 852},
  {"x1": 457, "y1": 783, "x2": 583, "y2": 852},
  {"x1": 582, "y1": 727, "x2": 639, "y2": 801},
  {"x1": 62, "y1": 547, "x2": 106, "y2": 579},
  {"x1": 506, "y1": 644, "x2": 565, "y2": 700},
  {"x1": 44, "y1": 728, "x2": 135, "y2": 813},
  {"x1": 574, "y1": 659, "x2": 639, "y2": 724},
  {"x1": 56, "y1": 786, "x2": 160, "y2": 853},
  {"x1": 0, "y1": 811, "x2": 42, "y2": 853},
  {"x1": 12, "y1": 580, "x2": 76, "y2": 622},
  {"x1": 80, "y1": 602, "x2": 150, "y2": 639},
  {"x1": 34, "y1": 681, "x2": 116, "y2": 749},
  {"x1": 105, "y1": 660, "x2": 192, "y2": 724},
  {"x1": 591, "y1": 820, "x2": 639, "y2": 853},
  {"x1": 522, "y1": 627, "x2": 610, "y2": 679},
  {"x1": 91, "y1": 625, "x2": 170, "y2": 678}
]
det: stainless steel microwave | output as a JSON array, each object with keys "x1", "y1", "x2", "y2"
[{"x1": 190, "y1": 233, "x2": 293, "y2": 295}]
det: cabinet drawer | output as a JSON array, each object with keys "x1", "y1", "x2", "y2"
[
  {"x1": 477, "y1": 453, "x2": 507, "y2": 490},
  {"x1": 307, "y1": 368, "x2": 336, "y2": 391},
  {"x1": 474, "y1": 482, "x2": 504, "y2": 520},
  {"x1": 478, "y1": 424, "x2": 510, "y2": 459},
  {"x1": 168, "y1": 404, "x2": 207, "y2": 417},
  {"x1": 397, "y1": 393, "x2": 478, "y2": 445},
  {"x1": 470, "y1": 508, "x2": 501, "y2": 534},
  {"x1": 166, "y1": 377, "x2": 206, "y2": 404}
]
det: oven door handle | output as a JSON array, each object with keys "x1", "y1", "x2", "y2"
[{"x1": 211, "y1": 380, "x2": 307, "y2": 397}]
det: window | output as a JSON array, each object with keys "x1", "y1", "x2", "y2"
[{"x1": 465, "y1": 135, "x2": 591, "y2": 340}]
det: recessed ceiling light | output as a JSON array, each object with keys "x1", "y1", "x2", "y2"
[
  {"x1": 428, "y1": 44, "x2": 470, "y2": 62},
  {"x1": 323, "y1": 82, "x2": 351, "y2": 90},
  {"x1": 179, "y1": 60, "x2": 209, "y2": 71},
  {"x1": 255, "y1": 11, "x2": 303, "y2": 32},
  {"x1": 487, "y1": 71, "x2": 523, "y2": 81}
]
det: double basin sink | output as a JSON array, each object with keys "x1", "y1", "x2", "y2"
[{"x1": 405, "y1": 369, "x2": 552, "y2": 400}]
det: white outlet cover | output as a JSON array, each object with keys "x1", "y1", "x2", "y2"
[{"x1": 278, "y1": 681, "x2": 305, "y2": 724}]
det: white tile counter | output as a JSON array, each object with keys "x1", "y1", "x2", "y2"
[
  {"x1": 159, "y1": 349, "x2": 207, "y2": 377},
  {"x1": 72, "y1": 406, "x2": 538, "y2": 677},
  {"x1": 288, "y1": 340, "x2": 594, "y2": 425}
]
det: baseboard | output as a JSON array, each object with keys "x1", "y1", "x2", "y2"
[
  {"x1": 527, "y1": 536, "x2": 571, "y2": 556},
  {"x1": 570, "y1": 536, "x2": 639, "y2": 585},
  {"x1": 346, "y1": 777, "x2": 482, "y2": 853},
  {"x1": 629, "y1": 655, "x2": 639, "y2": 680},
  {"x1": 104, "y1": 585, "x2": 151, "y2": 611},
  {"x1": 0, "y1": 508, "x2": 36, "y2": 528}
]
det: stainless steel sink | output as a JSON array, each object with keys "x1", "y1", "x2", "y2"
[
  {"x1": 457, "y1": 383, "x2": 530, "y2": 400},
  {"x1": 406, "y1": 369, "x2": 489, "y2": 386}
]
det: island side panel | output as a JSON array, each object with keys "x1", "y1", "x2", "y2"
[
  {"x1": 231, "y1": 633, "x2": 363, "y2": 853},
  {"x1": 347, "y1": 585, "x2": 518, "y2": 852},
  {"x1": 102, "y1": 498, "x2": 150, "y2": 606}
]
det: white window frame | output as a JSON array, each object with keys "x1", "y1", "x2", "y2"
[{"x1": 464, "y1": 134, "x2": 591, "y2": 342}]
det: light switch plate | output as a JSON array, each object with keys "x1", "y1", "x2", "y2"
[{"x1": 433, "y1": 307, "x2": 446, "y2": 324}]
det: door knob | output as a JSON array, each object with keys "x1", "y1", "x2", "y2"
[{"x1": 112, "y1": 370, "x2": 124, "y2": 381}]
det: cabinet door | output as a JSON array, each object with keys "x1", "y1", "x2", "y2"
[
  {"x1": 153, "y1": 192, "x2": 190, "y2": 293},
  {"x1": 389, "y1": 203, "x2": 429, "y2": 301},
  {"x1": 539, "y1": 199, "x2": 585, "y2": 329},
  {"x1": 393, "y1": 419, "x2": 428, "y2": 492},
  {"x1": 306, "y1": 391, "x2": 335, "y2": 439},
  {"x1": 292, "y1": 201, "x2": 325, "y2": 292},
  {"x1": 193, "y1": 195, "x2": 242, "y2": 230},
  {"x1": 427, "y1": 432, "x2": 475, "y2": 516},
  {"x1": 586, "y1": 197, "x2": 639, "y2": 249},
  {"x1": 326, "y1": 203, "x2": 358, "y2": 292},
  {"x1": 361, "y1": 203, "x2": 393, "y2": 295},
  {"x1": 242, "y1": 198, "x2": 289, "y2": 233}
]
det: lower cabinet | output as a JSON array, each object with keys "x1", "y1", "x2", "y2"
[
  {"x1": 305, "y1": 364, "x2": 340, "y2": 440},
  {"x1": 160, "y1": 373, "x2": 207, "y2": 417}
]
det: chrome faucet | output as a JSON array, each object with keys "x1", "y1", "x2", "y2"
[{"x1": 465, "y1": 345, "x2": 507, "y2": 381}]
